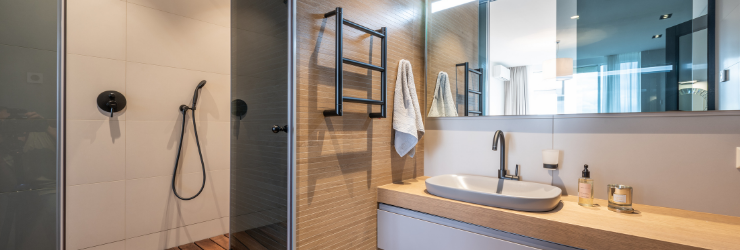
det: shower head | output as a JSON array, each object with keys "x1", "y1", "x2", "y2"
[{"x1": 191, "y1": 80, "x2": 207, "y2": 109}]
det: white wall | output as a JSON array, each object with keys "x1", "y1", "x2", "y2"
[
  {"x1": 65, "y1": 1, "x2": 230, "y2": 249},
  {"x1": 424, "y1": 112, "x2": 740, "y2": 217}
]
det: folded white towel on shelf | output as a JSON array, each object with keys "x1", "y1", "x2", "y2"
[
  {"x1": 428, "y1": 71, "x2": 458, "y2": 117},
  {"x1": 393, "y1": 59, "x2": 424, "y2": 157}
]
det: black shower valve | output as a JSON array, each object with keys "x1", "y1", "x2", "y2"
[{"x1": 97, "y1": 90, "x2": 126, "y2": 117}]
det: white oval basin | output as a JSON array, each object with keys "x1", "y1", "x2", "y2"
[{"x1": 425, "y1": 174, "x2": 562, "y2": 212}]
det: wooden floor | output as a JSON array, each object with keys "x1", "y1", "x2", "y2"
[
  {"x1": 168, "y1": 223, "x2": 287, "y2": 250},
  {"x1": 167, "y1": 234, "x2": 229, "y2": 250}
]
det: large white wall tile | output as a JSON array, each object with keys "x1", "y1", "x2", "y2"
[
  {"x1": 125, "y1": 62, "x2": 230, "y2": 122},
  {"x1": 126, "y1": 3, "x2": 230, "y2": 74},
  {"x1": 67, "y1": 54, "x2": 127, "y2": 120},
  {"x1": 67, "y1": 120, "x2": 126, "y2": 186},
  {"x1": 126, "y1": 121, "x2": 229, "y2": 180},
  {"x1": 124, "y1": 218, "x2": 228, "y2": 250},
  {"x1": 125, "y1": 170, "x2": 228, "y2": 238},
  {"x1": 67, "y1": 181, "x2": 126, "y2": 250},
  {"x1": 126, "y1": 0, "x2": 230, "y2": 27},
  {"x1": 67, "y1": 0, "x2": 126, "y2": 60},
  {"x1": 0, "y1": 0, "x2": 57, "y2": 51}
]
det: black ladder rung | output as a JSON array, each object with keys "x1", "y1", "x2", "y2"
[
  {"x1": 468, "y1": 90, "x2": 482, "y2": 95},
  {"x1": 343, "y1": 97, "x2": 384, "y2": 105},
  {"x1": 469, "y1": 68, "x2": 482, "y2": 75},
  {"x1": 343, "y1": 19, "x2": 385, "y2": 38},
  {"x1": 343, "y1": 58, "x2": 384, "y2": 71},
  {"x1": 469, "y1": 111, "x2": 482, "y2": 114}
]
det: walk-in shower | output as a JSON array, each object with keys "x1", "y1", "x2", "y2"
[{"x1": 1, "y1": 0, "x2": 296, "y2": 249}]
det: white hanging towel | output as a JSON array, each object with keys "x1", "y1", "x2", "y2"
[
  {"x1": 428, "y1": 71, "x2": 458, "y2": 117},
  {"x1": 393, "y1": 59, "x2": 424, "y2": 157}
]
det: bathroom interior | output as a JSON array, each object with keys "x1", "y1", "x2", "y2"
[{"x1": 1, "y1": 0, "x2": 739, "y2": 249}]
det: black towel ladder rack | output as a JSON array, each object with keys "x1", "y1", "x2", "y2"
[
  {"x1": 323, "y1": 7, "x2": 388, "y2": 118},
  {"x1": 456, "y1": 62, "x2": 483, "y2": 116}
]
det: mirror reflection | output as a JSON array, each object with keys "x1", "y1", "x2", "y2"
[{"x1": 427, "y1": 0, "x2": 725, "y2": 117}]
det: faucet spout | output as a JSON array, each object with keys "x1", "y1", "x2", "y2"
[{"x1": 492, "y1": 130, "x2": 506, "y2": 179}]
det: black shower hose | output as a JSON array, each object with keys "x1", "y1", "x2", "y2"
[{"x1": 171, "y1": 106, "x2": 206, "y2": 200}]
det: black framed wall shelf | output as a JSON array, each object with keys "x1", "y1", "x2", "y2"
[
  {"x1": 322, "y1": 7, "x2": 388, "y2": 118},
  {"x1": 456, "y1": 62, "x2": 483, "y2": 116}
]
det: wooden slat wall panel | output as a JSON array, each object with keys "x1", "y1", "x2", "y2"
[{"x1": 296, "y1": 0, "x2": 426, "y2": 249}]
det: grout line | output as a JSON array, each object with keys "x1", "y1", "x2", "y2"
[
  {"x1": 66, "y1": 52, "x2": 230, "y2": 76},
  {"x1": 79, "y1": 239, "x2": 125, "y2": 250},
  {"x1": 123, "y1": 2, "x2": 128, "y2": 246},
  {"x1": 723, "y1": 61, "x2": 740, "y2": 71},
  {"x1": 0, "y1": 42, "x2": 57, "y2": 53},
  {"x1": 126, "y1": 1, "x2": 230, "y2": 29},
  {"x1": 65, "y1": 168, "x2": 229, "y2": 188},
  {"x1": 124, "y1": 216, "x2": 230, "y2": 242}
]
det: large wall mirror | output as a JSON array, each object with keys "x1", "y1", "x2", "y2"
[{"x1": 427, "y1": 0, "x2": 728, "y2": 117}]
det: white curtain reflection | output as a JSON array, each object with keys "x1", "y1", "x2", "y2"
[{"x1": 602, "y1": 52, "x2": 641, "y2": 113}]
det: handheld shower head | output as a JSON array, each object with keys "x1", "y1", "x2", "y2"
[{"x1": 191, "y1": 80, "x2": 207, "y2": 108}]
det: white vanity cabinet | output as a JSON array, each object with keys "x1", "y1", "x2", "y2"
[{"x1": 377, "y1": 204, "x2": 578, "y2": 250}]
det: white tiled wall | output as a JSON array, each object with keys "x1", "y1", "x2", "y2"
[{"x1": 65, "y1": 0, "x2": 230, "y2": 249}]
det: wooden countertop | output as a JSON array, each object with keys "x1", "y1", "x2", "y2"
[{"x1": 377, "y1": 177, "x2": 740, "y2": 250}]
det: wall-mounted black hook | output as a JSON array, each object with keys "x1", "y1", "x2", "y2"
[
  {"x1": 97, "y1": 90, "x2": 126, "y2": 117},
  {"x1": 231, "y1": 99, "x2": 248, "y2": 120}
]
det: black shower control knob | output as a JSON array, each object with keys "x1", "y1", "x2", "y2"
[
  {"x1": 272, "y1": 125, "x2": 288, "y2": 133},
  {"x1": 97, "y1": 90, "x2": 126, "y2": 117}
]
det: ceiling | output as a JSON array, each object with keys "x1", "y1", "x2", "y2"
[{"x1": 575, "y1": 0, "x2": 694, "y2": 60}]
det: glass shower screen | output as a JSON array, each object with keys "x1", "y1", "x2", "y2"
[
  {"x1": 0, "y1": 0, "x2": 61, "y2": 249},
  {"x1": 230, "y1": 0, "x2": 294, "y2": 249}
]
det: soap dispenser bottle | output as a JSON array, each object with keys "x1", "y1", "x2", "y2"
[{"x1": 578, "y1": 164, "x2": 594, "y2": 207}]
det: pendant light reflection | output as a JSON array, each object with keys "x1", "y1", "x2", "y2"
[
  {"x1": 544, "y1": 58, "x2": 574, "y2": 81},
  {"x1": 544, "y1": 41, "x2": 574, "y2": 81}
]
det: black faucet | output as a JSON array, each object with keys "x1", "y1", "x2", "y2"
[{"x1": 492, "y1": 130, "x2": 520, "y2": 180}]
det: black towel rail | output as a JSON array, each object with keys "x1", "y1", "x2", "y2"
[
  {"x1": 323, "y1": 7, "x2": 388, "y2": 118},
  {"x1": 456, "y1": 62, "x2": 483, "y2": 116}
]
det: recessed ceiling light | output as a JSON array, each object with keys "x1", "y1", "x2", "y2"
[
  {"x1": 571, "y1": 15, "x2": 579, "y2": 19},
  {"x1": 652, "y1": 34, "x2": 663, "y2": 39},
  {"x1": 660, "y1": 13, "x2": 672, "y2": 20}
]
